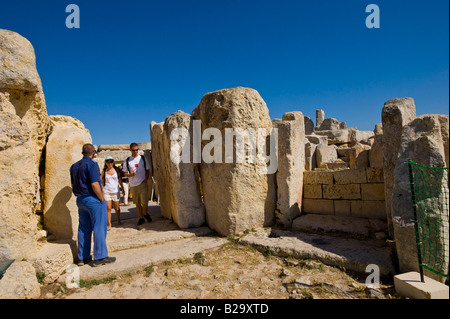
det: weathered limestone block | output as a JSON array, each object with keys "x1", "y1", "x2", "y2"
[
  {"x1": 337, "y1": 147, "x2": 351, "y2": 158},
  {"x1": 382, "y1": 97, "x2": 416, "y2": 236},
  {"x1": 98, "y1": 144, "x2": 130, "y2": 151},
  {"x1": 304, "y1": 116, "x2": 314, "y2": 135},
  {"x1": 334, "y1": 168, "x2": 367, "y2": 184},
  {"x1": 322, "y1": 184, "x2": 361, "y2": 200},
  {"x1": 150, "y1": 121, "x2": 172, "y2": 220},
  {"x1": 334, "y1": 200, "x2": 351, "y2": 216},
  {"x1": 350, "y1": 129, "x2": 375, "y2": 145},
  {"x1": 162, "y1": 111, "x2": 205, "y2": 228},
  {"x1": 29, "y1": 242, "x2": 73, "y2": 284},
  {"x1": 315, "y1": 109, "x2": 325, "y2": 130},
  {"x1": 305, "y1": 135, "x2": 327, "y2": 171},
  {"x1": 324, "y1": 160, "x2": 349, "y2": 170},
  {"x1": 0, "y1": 29, "x2": 50, "y2": 260},
  {"x1": 315, "y1": 129, "x2": 351, "y2": 145},
  {"x1": 191, "y1": 87, "x2": 276, "y2": 236},
  {"x1": 316, "y1": 144, "x2": 337, "y2": 168},
  {"x1": 366, "y1": 167, "x2": 384, "y2": 183},
  {"x1": 392, "y1": 114, "x2": 449, "y2": 279},
  {"x1": 361, "y1": 183, "x2": 385, "y2": 201},
  {"x1": 304, "y1": 171, "x2": 334, "y2": 185},
  {"x1": 43, "y1": 115, "x2": 92, "y2": 242},
  {"x1": 0, "y1": 261, "x2": 41, "y2": 299},
  {"x1": 319, "y1": 118, "x2": 340, "y2": 131},
  {"x1": 351, "y1": 200, "x2": 386, "y2": 219},
  {"x1": 273, "y1": 111, "x2": 305, "y2": 227},
  {"x1": 349, "y1": 143, "x2": 371, "y2": 169},
  {"x1": 302, "y1": 199, "x2": 334, "y2": 215},
  {"x1": 0, "y1": 29, "x2": 42, "y2": 91},
  {"x1": 303, "y1": 184, "x2": 322, "y2": 199},
  {"x1": 369, "y1": 123, "x2": 384, "y2": 168}
]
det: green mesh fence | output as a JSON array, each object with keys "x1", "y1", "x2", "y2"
[{"x1": 408, "y1": 161, "x2": 449, "y2": 280}]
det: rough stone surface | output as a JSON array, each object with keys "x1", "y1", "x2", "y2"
[
  {"x1": 151, "y1": 111, "x2": 205, "y2": 229},
  {"x1": 316, "y1": 144, "x2": 338, "y2": 168},
  {"x1": 349, "y1": 143, "x2": 371, "y2": 169},
  {"x1": 240, "y1": 229, "x2": 395, "y2": 276},
  {"x1": 304, "y1": 171, "x2": 334, "y2": 185},
  {"x1": 315, "y1": 109, "x2": 325, "y2": 130},
  {"x1": 274, "y1": 111, "x2": 305, "y2": 227},
  {"x1": 369, "y1": 123, "x2": 384, "y2": 168},
  {"x1": 302, "y1": 199, "x2": 334, "y2": 215},
  {"x1": 315, "y1": 129, "x2": 351, "y2": 145},
  {"x1": 0, "y1": 261, "x2": 41, "y2": 299},
  {"x1": 191, "y1": 87, "x2": 276, "y2": 236},
  {"x1": 319, "y1": 118, "x2": 340, "y2": 131},
  {"x1": 392, "y1": 114, "x2": 449, "y2": 279},
  {"x1": 323, "y1": 184, "x2": 361, "y2": 200},
  {"x1": 351, "y1": 200, "x2": 386, "y2": 219},
  {"x1": 304, "y1": 116, "x2": 314, "y2": 135},
  {"x1": 305, "y1": 135, "x2": 327, "y2": 171},
  {"x1": 29, "y1": 242, "x2": 74, "y2": 284},
  {"x1": 43, "y1": 115, "x2": 92, "y2": 242},
  {"x1": 382, "y1": 97, "x2": 416, "y2": 236},
  {"x1": 0, "y1": 29, "x2": 50, "y2": 260},
  {"x1": 0, "y1": 29, "x2": 42, "y2": 91},
  {"x1": 334, "y1": 168, "x2": 367, "y2": 184}
]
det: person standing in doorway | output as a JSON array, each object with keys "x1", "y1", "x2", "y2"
[
  {"x1": 123, "y1": 143, "x2": 152, "y2": 226},
  {"x1": 101, "y1": 156, "x2": 124, "y2": 230},
  {"x1": 70, "y1": 144, "x2": 116, "y2": 267}
]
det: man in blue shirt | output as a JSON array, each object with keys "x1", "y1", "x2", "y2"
[{"x1": 70, "y1": 144, "x2": 115, "y2": 267}]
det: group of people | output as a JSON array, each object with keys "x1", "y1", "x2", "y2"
[{"x1": 69, "y1": 143, "x2": 152, "y2": 267}]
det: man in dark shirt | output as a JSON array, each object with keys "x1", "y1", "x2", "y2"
[{"x1": 70, "y1": 144, "x2": 115, "y2": 267}]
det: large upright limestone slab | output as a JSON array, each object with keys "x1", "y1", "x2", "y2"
[
  {"x1": 150, "y1": 111, "x2": 205, "y2": 228},
  {"x1": 0, "y1": 29, "x2": 50, "y2": 260},
  {"x1": 191, "y1": 87, "x2": 276, "y2": 236},
  {"x1": 382, "y1": 98, "x2": 416, "y2": 236},
  {"x1": 150, "y1": 121, "x2": 172, "y2": 220},
  {"x1": 392, "y1": 114, "x2": 449, "y2": 280},
  {"x1": 273, "y1": 111, "x2": 305, "y2": 227},
  {"x1": 43, "y1": 115, "x2": 92, "y2": 242}
]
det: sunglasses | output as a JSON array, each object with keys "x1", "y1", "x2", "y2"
[
  {"x1": 106, "y1": 160, "x2": 114, "y2": 163},
  {"x1": 131, "y1": 149, "x2": 139, "y2": 152}
]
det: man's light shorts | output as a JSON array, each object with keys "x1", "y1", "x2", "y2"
[
  {"x1": 104, "y1": 192, "x2": 120, "y2": 202},
  {"x1": 130, "y1": 182, "x2": 149, "y2": 206}
]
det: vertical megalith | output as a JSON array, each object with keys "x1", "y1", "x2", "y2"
[
  {"x1": 150, "y1": 112, "x2": 205, "y2": 229},
  {"x1": 0, "y1": 29, "x2": 50, "y2": 260},
  {"x1": 191, "y1": 87, "x2": 276, "y2": 236},
  {"x1": 43, "y1": 116, "x2": 92, "y2": 242},
  {"x1": 392, "y1": 114, "x2": 449, "y2": 280},
  {"x1": 315, "y1": 109, "x2": 325, "y2": 131},
  {"x1": 273, "y1": 111, "x2": 305, "y2": 227},
  {"x1": 382, "y1": 98, "x2": 416, "y2": 237}
]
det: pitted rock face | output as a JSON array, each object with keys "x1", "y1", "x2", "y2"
[
  {"x1": 0, "y1": 29, "x2": 50, "y2": 260},
  {"x1": 0, "y1": 29, "x2": 42, "y2": 91},
  {"x1": 191, "y1": 87, "x2": 276, "y2": 236}
]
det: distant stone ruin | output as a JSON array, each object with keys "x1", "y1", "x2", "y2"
[{"x1": 1, "y1": 29, "x2": 449, "y2": 298}]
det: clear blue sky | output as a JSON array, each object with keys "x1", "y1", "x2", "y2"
[{"x1": 1, "y1": 0, "x2": 448, "y2": 146}]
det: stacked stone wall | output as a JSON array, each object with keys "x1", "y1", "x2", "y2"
[{"x1": 302, "y1": 168, "x2": 385, "y2": 220}]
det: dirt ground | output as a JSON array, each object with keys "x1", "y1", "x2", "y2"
[{"x1": 40, "y1": 238, "x2": 398, "y2": 300}]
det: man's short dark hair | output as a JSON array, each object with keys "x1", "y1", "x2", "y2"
[
  {"x1": 82, "y1": 143, "x2": 96, "y2": 156},
  {"x1": 129, "y1": 142, "x2": 138, "y2": 149}
]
